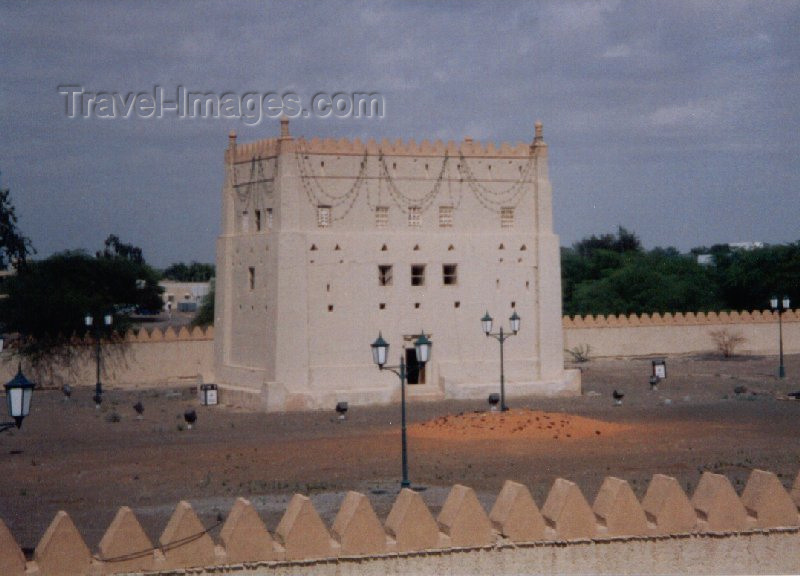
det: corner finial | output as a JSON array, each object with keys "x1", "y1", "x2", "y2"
[
  {"x1": 280, "y1": 116, "x2": 291, "y2": 139},
  {"x1": 531, "y1": 120, "x2": 547, "y2": 156}
]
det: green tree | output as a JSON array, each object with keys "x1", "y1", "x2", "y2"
[
  {"x1": 162, "y1": 261, "x2": 215, "y2": 282},
  {"x1": 0, "y1": 185, "x2": 35, "y2": 269},
  {"x1": 0, "y1": 244, "x2": 163, "y2": 355},
  {"x1": 192, "y1": 279, "x2": 215, "y2": 327},
  {"x1": 569, "y1": 250, "x2": 721, "y2": 316},
  {"x1": 97, "y1": 234, "x2": 143, "y2": 265},
  {"x1": 716, "y1": 243, "x2": 800, "y2": 311}
]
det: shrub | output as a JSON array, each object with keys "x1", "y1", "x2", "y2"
[
  {"x1": 710, "y1": 329, "x2": 746, "y2": 358},
  {"x1": 565, "y1": 344, "x2": 591, "y2": 363}
]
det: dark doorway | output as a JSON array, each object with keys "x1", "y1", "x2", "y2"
[{"x1": 405, "y1": 347, "x2": 425, "y2": 384}]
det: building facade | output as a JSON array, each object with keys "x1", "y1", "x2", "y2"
[{"x1": 214, "y1": 119, "x2": 579, "y2": 411}]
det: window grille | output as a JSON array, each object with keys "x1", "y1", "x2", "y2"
[
  {"x1": 375, "y1": 206, "x2": 389, "y2": 227},
  {"x1": 408, "y1": 206, "x2": 421, "y2": 227},
  {"x1": 439, "y1": 205, "x2": 453, "y2": 228},
  {"x1": 318, "y1": 206, "x2": 331, "y2": 228},
  {"x1": 501, "y1": 207, "x2": 514, "y2": 228}
]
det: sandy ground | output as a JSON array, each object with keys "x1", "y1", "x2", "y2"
[{"x1": 1, "y1": 353, "x2": 799, "y2": 554}]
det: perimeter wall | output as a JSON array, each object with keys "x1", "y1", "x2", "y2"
[
  {"x1": 564, "y1": 308, "x2": 799, "y2": 358},
  {"x1": 0, "y1": 326, "x2": 215, "y2": 390},
  {"x1": 0, "y1": 310, "x2": 797, "y2": 391},
  {"x1": 1, "y1": 469, "x2": 800, "y2": 575}
]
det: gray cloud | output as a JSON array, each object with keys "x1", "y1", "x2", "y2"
[{"x1": 1, "y1": 0, "x2": 798, "y2": 267}]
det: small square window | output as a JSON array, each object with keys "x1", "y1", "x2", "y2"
[
  {"x1": 411, "y1": 264, "x2": 425, "y2": 286},
  {"x1": 378, "y1": 265, "x2": 393, "y2": 286},
  {"x1": 317, "y1": 206, "x2": 331, "y2": 228},
  {"x1": 375, "y1": 206, "x2": 389, "y2": 227},
  {"x1": 439, "y1": 205, "x2": 453, "y2": 228},
  {"x1": 408, "y1": 206, "x2": 421, "y2": 227},
  {"x1": 501, "y1": 207, "x2": 514, "y2": 228},
  {"x1": 443, "y1": 264, "x2": 458, "y2": 285}
]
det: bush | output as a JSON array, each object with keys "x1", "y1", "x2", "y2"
[
  {"x1": 710, "y1": 329, "x2": 746, "y2": 358},
  {"x1": 565, "y1": 344, "x2": 591, "y2": 363}
]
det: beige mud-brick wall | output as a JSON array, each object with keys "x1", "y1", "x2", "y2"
[
  {"x1": 564, "y1": 309, "x2": 799, "y2": 358},
  {"x1": 0, "y1": 326, "x2": 214, "y2": 389}
]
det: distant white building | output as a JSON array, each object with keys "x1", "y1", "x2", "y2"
[
  {"x1": 213, "y1": 119, "x2": 579, "y2": 411},
  {"x1": 728, "y1": 242, "x2": 764, "y2": 251},
  {"x1": 160, "y1": 281, "x2": 211, "y2": 312}
]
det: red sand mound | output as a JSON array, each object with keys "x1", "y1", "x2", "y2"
[{"x1": 408, "y1": 409, "x2": 630, "y2": 441}]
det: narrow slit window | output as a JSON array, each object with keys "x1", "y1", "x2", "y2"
[
  {"x1": 248, "y1": 267, "x2": 255, "y2": 290},
  {"x1": 255, "y1": 210, "x2": 262, "y2": 232}
]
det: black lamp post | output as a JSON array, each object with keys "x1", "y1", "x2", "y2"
[
  {"x1": 1, "y1": 365, "x2": 34, "y2": 432},
  {"x1": 770, "y1": 295, "x2": 790, "y2": 378},
  {"x1": 481, "y1": 310, "x2": 520, "y2": 412},
  {"x1": 85, "y1": 313, "x2": 112, "y2": 407},
  {"x1": 371, "y1": 331, "x2": 432, "y2": 489}
]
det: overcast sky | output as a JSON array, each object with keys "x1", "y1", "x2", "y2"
[{"x1": 2, "y1": 1, "x2": 799, "y2": 268}]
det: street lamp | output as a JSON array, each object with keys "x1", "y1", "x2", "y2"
[
  {"x1": 1, "y1": 365, "x2": 34, "y2": 432},
  {"x1": 482, "y1": 310, "x2": 520, "y2": 412},
  {"x1": 770, "y1": 295, "x2": 791, "y2": 378},
  {"x1": 85, "y1": 313, "x2": 113, "y2": 407},
  {"x1": 371, "y1": 331, "x2": 432, "y2": 489}
]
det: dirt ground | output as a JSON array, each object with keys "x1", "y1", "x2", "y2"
[{"x1": 1, "y1": 353, "x2": 799, "y2": 554}]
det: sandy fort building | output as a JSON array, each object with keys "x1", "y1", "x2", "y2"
[{"x1": 214, "y1": 119, "x2": 579, "y2": 411}]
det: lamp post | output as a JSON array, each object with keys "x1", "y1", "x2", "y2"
[
  {"x1": 1, "y1": 365, "x2": 34, "y2": 433},
  {"x1": 481, "y1": 311, "x2": 520, "y2": 412},
  {"x1": 770, "y1": 295, "x2": 790, "y2": 378},
  {"x1": 371, "y1": 331, "x2": 432, "y2": 489},
  {"x1": 85, "y1": 313, "x2": 113, "y2": 407}
]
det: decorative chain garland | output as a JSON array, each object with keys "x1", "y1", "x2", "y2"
[
  {"x1": 457, "y1": 153, "x2": 533, "y2": 213},
  {"x1": 293, "y1": 145, "x2": 534, "y2": 222}
]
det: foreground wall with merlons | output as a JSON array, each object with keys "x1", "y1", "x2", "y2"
[
  {"x1": 2, "y1": 469, "x2": 800, "y2": 575},
  {"x1": 564, "y1": 308, "x2": 799, "y2": 358}
]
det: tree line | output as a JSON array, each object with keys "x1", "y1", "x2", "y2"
[{"x1": 562, "y1": 227, "x2": 800, "y2": 317}]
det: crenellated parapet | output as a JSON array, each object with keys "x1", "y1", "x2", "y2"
[
  {"x1": 2, "y1": 468, "x2": 799, "y2": 575},
  {"x1": 62, "y1": 325, "x2": 215, "y2": 345},
  {"x1": 123, "y1": 325, "x2": 214, "y2": 343},
  {"x1": 563, "y1": 308, "x2": 798, "y2": 329},
  {"x1": 227, "y1": 126, "x2": 540, "y2": 165}
]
